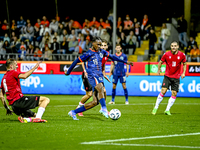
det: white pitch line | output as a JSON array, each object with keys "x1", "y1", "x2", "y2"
[
  {"x1": 101, "y1": 143, "x2": 200, "y2": 149},
  {"x1": 81, "y1": 132, "x2": 200, "y2": 145}
]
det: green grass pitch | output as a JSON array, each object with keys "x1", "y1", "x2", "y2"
[{"x1": 0, "y1": 95, "x2": 200, "y2": 150}]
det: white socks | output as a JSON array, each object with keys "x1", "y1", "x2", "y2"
[
  {"x1": 166, "y1": 96, "x2": 176, "y2": 111},
  {"x1": 24, "y1": 117, "x2": 32, "y2": 122},
  {"x1": 36, "y1": 107, "x2": 45, "y2": 119},
  {"x1": 155, "y1": 93, "x2": 164, "y2": 109},
  {"x1": 78, "y1": 102, "x2": 84, "y2": 108}
]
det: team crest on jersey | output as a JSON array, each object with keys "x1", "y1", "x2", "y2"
[
  {"x1": 99, "y1": 77, "x2": 103, "y2": 81},
  {"x1": 120, "y1": 56, "x2": 124, "y2": 60},
  {"x1": 99, "y1": 53, "x2": 103, "y2": 58},
  {"x1": 169, "y1": 56, "x2": 171, "y2": 59},
  {"x1": 177, "y1": 56, "x2": 180, "y2": 59}
]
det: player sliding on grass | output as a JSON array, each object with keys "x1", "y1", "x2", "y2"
[
  {"x1": 108, "y1": 44, "x2": 130, "y2": 105},
  {"x1": 76, "y1": 39, "x2": 110, "y2": 116},
  {"x1": 152, "y1": 41, "x2": 186, "y2": 115},
  {"x1": 0, "y1": 59, "x2": 50, "y2": 123},
  {"x1": 66, "y1": 37, "x2": 133, "y2": 120}
]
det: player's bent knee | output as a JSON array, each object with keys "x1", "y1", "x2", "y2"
[
  {"x1": 113, "y1": 84, "x2": 116, "y2": 89},
  {"x1": 45, "y1": 97, "x2": 50, "y2": 104},
  {"x1": 161, "y1": 88, "x2": 167, "y2": 95},
  {"x1": 171, "y1": 91, "x2": 177, "y2": 96},
  {"x1": 87, "y1": 91, "x2": 93, "y2": 97}
]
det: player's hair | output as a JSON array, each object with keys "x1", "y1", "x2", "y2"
[
  {"x1": 6, "y1": 58, "x2": 16, "y2": 69},
  {"x1": 171, "y1": 41, "x2": 179, "y2": 45},
  {"x1": 116, "y1": 44, "x2": 122, "y2": 47},
  {"x1": 101, "y1": 39, "x2": 108, "y2": 44},
  {"x1": 91, "y1": 36, "x2": 102, "y2": 43}
]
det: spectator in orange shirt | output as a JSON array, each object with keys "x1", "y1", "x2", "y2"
[
  {"x1": 34, "y1": 46, "x2": 43, "y2": 60},
  {"x1": 103, "y1": 20, "x2": 111, "y2": 29},
  {"x1": 70, "y1": 19, "x2": 82, "y2": 29},
  {"x1": 117, "y1": 17, "x2": 122, "y2": 28},
  {"x1": 11, "y1": 20, "x2": 17, "y2": 33},
  {"x1": 89, "y1": 17, "x2": 100, "y2": 28},
  {"x1": 41, "y1": 16, "x2": 50, "y2": 27},
  {"x1": 83, "y1": 19, "x2": 90, "y2": 28},
  {"x1": 34, "y1": 18, "x2": 41, "y2": 29},
  {"x1": 1, "y1": 19, "x2": 9, "y2": 35},
  {"x1": 70, "y1": 19, "x2": 82, "y2": 37},
  {"x1": 123, "y1": 15, "x2": 133, "y2": 35},
  {"x1": 99, "y1": 18, "x2": 105, "y2": 27},
  {"x1": 188, "y1": 44, "x2": 200, "y2": 62},
  {"x1": 141, "y1": 14, "x2": 151, "y2": 40}
]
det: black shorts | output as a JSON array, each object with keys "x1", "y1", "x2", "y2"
[
  {"x1": 162, "y1": 75, "x2": 180, "y2": 92},
  {"x1": 11, "y1": 96, "x2": 40, "y2": 117},
  {"x1": 82, "y1": 72, "x2": 92, "y2": 91}
]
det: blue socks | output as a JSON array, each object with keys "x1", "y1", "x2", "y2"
[
  {"x1": 74, "y1": 105, "x2": 86, "y2": 114},
  {"x1": 99, "y1": 98, "x2": 106, "y2": 110},
  {"x1": 112, "y1": 89, "x2": 116, "y2": 102},
  {"x1": 124, "y1": 88, "x2": 128, "y2": 102}
]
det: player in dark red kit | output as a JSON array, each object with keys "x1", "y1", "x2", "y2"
[
  {"x1": 0, "y1": 59, "x2": 50, "y2": 123},
  {"x1": 152, "y1": 41, "x2": 186, "y2": 115}
]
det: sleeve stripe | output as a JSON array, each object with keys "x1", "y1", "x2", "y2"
[
  {"x1": 78, "y1": 57, "x2": 83, "y2": 62},
  {"x1": 107, "y1": 53, "x2": 109, "y2": 57}
]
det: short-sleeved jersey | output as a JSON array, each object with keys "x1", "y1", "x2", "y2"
[
  {"x1": 113, "y1": 52, "x2": 127, "y2": 76},
  {"x1": 161, "y1": 51, "x2": 186, "y2": 79},
  {"x1": 0, "y1": 70, "x2": 23, "y2": 105},
  {"x1": 80, "y1": 48, "x2": 109, "y2": 78}
]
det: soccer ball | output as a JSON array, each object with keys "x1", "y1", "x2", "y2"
[{"x1": 109, "y1": 109, "x2": 121, "y2": 120}]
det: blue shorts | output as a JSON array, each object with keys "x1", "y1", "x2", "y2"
[
  {"x1": 88, "y1": 75, "x2": 104, "y2": 91},
  {"x1": 112, "y1": 74, "x2": 126, "y2": 85}
]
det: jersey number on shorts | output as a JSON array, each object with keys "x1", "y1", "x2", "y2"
[
  {"x1": 3, "y1": 79, "x2": 8, "y2": 92},
  {"x1": 123, "y1": 76, "x2": 126, "y2": 82},
  {"x1": 172, "y1": 61, "x2": 176, "y2": 67}
]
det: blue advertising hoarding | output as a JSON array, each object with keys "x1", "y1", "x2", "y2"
[{"x1": 0, "y1": 74, "x2": 199, "y2": 97}]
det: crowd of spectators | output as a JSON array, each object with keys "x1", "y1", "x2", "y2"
[
  {"x1": 0, "y1": 14, "x2": 152, "y2": 61},
  {"x1": 0, "y1": 14, "x2": 199, "y2": 62}
]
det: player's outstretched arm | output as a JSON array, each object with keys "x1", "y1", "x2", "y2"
[
  {"x1": 0, "y1": 89, "x2": 13, "y2": 115},
  {"x1": 19, "y1": 61, "x2": 42, "y2": 79},
  {"x1": 157, "y1": 60, "x2": 163, "y2": 75},
  {"x1": 181, "y1": 62, "x2": 186, "y2": 79},
  {"x1": 65, "y1": 58, "x2": 81, "y2": 75},
  {"x1": 108, "y1": 54, "x2": 133, "y2": 66}
]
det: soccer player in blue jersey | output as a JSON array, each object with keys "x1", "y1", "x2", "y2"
[
  {"x1": 65, "y1": 37, "x2": 133, "y2": 120},
  {"x1": 109, "y1": 44, "x2": 130, "y2": 104},
  {"x1": 75, "y1": 39, "x2": 110, "y2": 117}
]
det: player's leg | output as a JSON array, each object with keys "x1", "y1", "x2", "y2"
[
  {"x1": 99, "y1": 86, "x2": 110, "y2": 115},
  {"x1": 77, "y1": 91, "x2": 92, "y2": 116},
  {"x1": 80, "y1": 91, "x2": 93, "y2": 104},
  {"x1": 103, "y1": 86, "x2": 106, "y2": 102},
  {"x1": 165, "y1": 78, "x2": 179, "y2": 115},
  {"x1": 164, "y1": 90, "x2": 177, "y2": 115},
  {"x1": 152, "y1": 76, "x2": 169, "y2": 115},
  {"x1": 68, "y1": 88, "x2": 99, "y2": 120},
  {"x1": 12, "y1": 96, "x2": 50, "y2": 123},
  {"x1": 33, "y1": 96, "x2": 50, "y2": 122},
  {"x1": 94, "y1": 83, "x2": 109, "y2": 118},
  {"x1": 20, "y1": 109, "x2": 36, "y2": 123},
  {"x1": 109, "y1": 75, "x2": 118, "y2": 104},
  {"x1": 120, "y1": 75, "x2": 129, "y2": 104}
]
